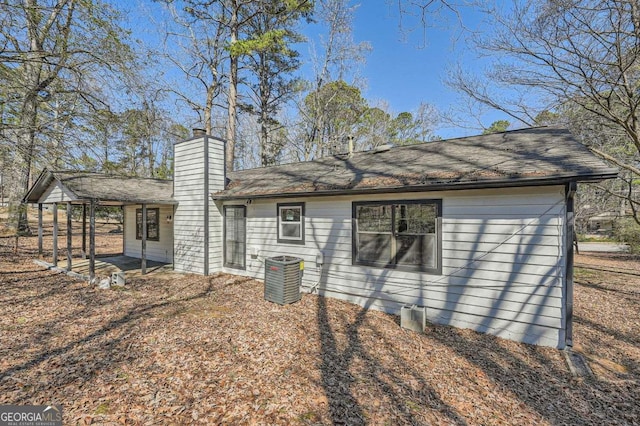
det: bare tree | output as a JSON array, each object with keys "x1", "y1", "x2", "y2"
[
  {"x1": 241, "y1": 0, "x2": 312, "y2": 167},
  {"x1": 445, "y1": 0, "x2": 640, "y2": 222},
  {"x1": 164, "y1": 0, "x2": 310, "y2": 170},
  {"x1": 0, "y1": 0, "x2": 135, "y2": 233},
  {"x1": 163, "y1": 1, "x2": 228, "y2": 136},
  {"x1": 413, "y1": 101, "x2": 440, "y2": 141},
  {"x1": 295, "y1": 0, "x2": 371, "y2": 160},
  {"x1": 393, "y1": 0, "x2": 467, "y2": 47}
]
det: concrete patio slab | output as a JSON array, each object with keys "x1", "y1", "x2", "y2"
[{"x1": 35, "y1": 255, "x2": 174, "y2": 282}]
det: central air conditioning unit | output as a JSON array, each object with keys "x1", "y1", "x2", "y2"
[
  {"x1": 401, "y1": 305, "x2": 426, "y2": 333},
  {"x1": 264, "y1": 256, "x2": 303, "y2": 305}
]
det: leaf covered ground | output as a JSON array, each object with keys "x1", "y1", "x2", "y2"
[{"x1": 0, "y1": 219, "x2": 638, "y2": 425}]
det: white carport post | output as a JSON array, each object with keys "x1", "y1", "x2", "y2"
[
  {"x1": 52, "y1": 203, "x2": 58, "y2": 267},
  {"x1": 141, "y1": 203, "x2": 147, "y2": 275},
  {"x1": 37, "y1": 203, "x2": 43, "y2": 256},
  {"x1": 81, "y1": 203, "x2": 87, "y2": 258},
  {"x1": 89, "y1": 200, "x2": 96, "y2": 283}
]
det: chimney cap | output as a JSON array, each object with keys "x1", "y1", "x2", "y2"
[{"x1": 192, "y1": 128, "x2": 207, "y2": 137}]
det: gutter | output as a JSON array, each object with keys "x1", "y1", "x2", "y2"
[
  {"x1": 24, "y1": 198, "x2": 178, "y2": 206},
  {"x1": 212, "y1": 170, "x2": 618, "y2": 201}
]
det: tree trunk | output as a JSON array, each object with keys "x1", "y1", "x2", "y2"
[
  {"x1": 226, "y1": 1, "x2": 238, "y2": 171},
  {"x1": 10, "y1": 0, "x2": 75, "y2": 235},
  {"x1": 13, "y1": 78, "x2": 39, "y2": 236},
  {"x1": 259, "y1": 52, "x2": 271, "y2": 166},
  {"x1": 205, "y1": 84, "x2": 215, "y2": 135},
  {"x1": 260, "y1": 110, "x2": 269, "y2": 166}
]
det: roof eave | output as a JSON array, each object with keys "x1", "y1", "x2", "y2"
[
  {"x1": 24, "y1": 197, "x2": 178, "y2": 206},
  {"x1": 23, "y1": 169, "x2": 87, "y2": 203},
  {"x1": 212, "y1": 171, "x2": 619, "y2": 201},
  {"x1": 97, "y1": 198, "x2": 178, "y2": 205},
  {"x1": 23, "y1": 169, "x2": 176, "y2": 205},
  {"x1": 22, "y1": 169, "x2": 53, "y2": 203}
]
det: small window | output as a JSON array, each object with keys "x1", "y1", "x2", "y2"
[
  {"x1": 277, "y1": 203, "x2": 305, "y2": 245},
  {"x1": 136, "y1": 208, "x2": 160, "y2": 241},
  {"x1": 353, "y1": 200, "x2": 441, "y2": 273}
]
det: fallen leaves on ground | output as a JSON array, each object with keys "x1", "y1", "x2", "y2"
[{"x1": 0, "y1": 236, "x2": 638, "y2": 424}]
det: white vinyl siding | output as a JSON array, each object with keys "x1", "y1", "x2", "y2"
[
  {"x1": 173, "y1": 135, "x2": 225, "y2": 275},
  {"x1": 123, "y1": 204, "x2": 174, "y2": 263},
  {"x1": 208, "y1": 139, "x2": 225, "y2": 272},
  {"x1": 173, "y1": 139, "x2": 206, "y2": 274},
  {"x1": 37, "y1": 181, "x2": 78, "y2": 204},
  {"x1": 222, "y1": 185, "x2": 567, "y2": 348}
]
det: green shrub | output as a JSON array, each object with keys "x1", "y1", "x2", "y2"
[{"x1": 613, "y1": 218, "x2": 640, "y2": 253}]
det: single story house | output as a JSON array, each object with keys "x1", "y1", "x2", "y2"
[{"x1": 25, "y1": 127, "x2": 618, "y2": 348}]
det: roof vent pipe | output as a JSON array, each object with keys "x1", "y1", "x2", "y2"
[{"x1": 193, "y1": 128, "x2": 207, "y2": 137}]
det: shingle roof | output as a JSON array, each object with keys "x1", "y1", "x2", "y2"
[
  {"x1": 215, "y1": 127, "x2": 618, "y2": 200},
  {"x1": 24, "y1": 170, "x2": 175, "y2": 205}
]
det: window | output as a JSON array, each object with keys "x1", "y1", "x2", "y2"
[
  {"x1": 353, "y1": 200, "x2": 441, "y2": 273},
  {"x1": 277, "y1": 203, "x2": 305, "y2": 245},
  {"x1": 224, "y1": 205, "x2": 246, "y2": 269},
  {"x1": 136, "y1": 208, "x2": 160, "y2": 241}
]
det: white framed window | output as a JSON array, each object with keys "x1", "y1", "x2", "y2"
[
  {"x1": 136, "y1": 208, "x2": 159, "y2": 241},
  {"x1": 353, "y1": 199, "x2": 442, "y2": 274},
  {"x1": 277, "y1": 203, "x2": 305, "y2": 245}
]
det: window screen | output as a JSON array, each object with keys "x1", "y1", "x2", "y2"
[
  {"x1": 353, "y1": 200, "x2": 441, "y2": 273},
  {"x1": 277, "y1": 203, "x2": 305, "y2": 244}
]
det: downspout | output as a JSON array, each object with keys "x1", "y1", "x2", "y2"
[{"x1": 564, "y1": 182, "x2": 577, "y2": 349}]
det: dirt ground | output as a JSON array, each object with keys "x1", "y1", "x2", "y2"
[{"x1": 0, "y1": 214, "x2": 639, "y2": 425}]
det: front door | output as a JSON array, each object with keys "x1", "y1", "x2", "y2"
[{"x1": 224, "y1": 205, "x2": 246, "y2": 269}]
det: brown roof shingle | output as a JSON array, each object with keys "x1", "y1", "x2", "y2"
[
  {"x1": 215, "y1": 127, "x2": 618, "y2": 200},
  {"x1": 24, "y1": 170, "x2": 175, "y2": 205}
]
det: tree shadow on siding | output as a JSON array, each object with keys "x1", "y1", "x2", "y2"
[
  {"x1": 306, "y1": 153, "x2": 469, "y2": 424},
  {"x1": 479, "y1": 221, "x2": 565, "y2": 346},
  {"x1": 288, "y1": 141, "x2": 580, "y2": 422},
  {"x1": 310, "y1": 218, "x2": 467, "y2": 424},
  {"x1": 440, "y1": 211, "x2": 566, "y2": 348}
]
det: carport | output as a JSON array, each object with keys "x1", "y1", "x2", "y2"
[{"x1": 23, "y1": 169, "x2": 176, "y2": 281}]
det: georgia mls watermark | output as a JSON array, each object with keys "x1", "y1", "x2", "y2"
[{"x1": 0, "y1": 405, "x2": 62, "y2": 426}]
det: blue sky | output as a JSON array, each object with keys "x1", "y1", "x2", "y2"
[
  {"x1": 351, "y1": 3, "x2": 460, "y2": 113},
  {"x1": 121, "y1": 1, "x2": 509, "y2": 139},
  {"x1": 346, "y1": 2, "x2": 507, "y2": 138}
]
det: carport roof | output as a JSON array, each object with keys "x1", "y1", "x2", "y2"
[{"x1": 24, "y1": 169, "x2": 175, "y2": 205}]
